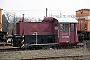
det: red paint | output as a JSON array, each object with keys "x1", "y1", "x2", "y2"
[
  {"x1": 16, "y1": 17, "x2": 78, "y2": 45},
  {"x1": 16, "y1": 22, "x2": 54, "y2": 35}
]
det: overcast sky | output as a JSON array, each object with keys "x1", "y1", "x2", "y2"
[{"x1": 0, "y1": 0, "x2": 90, "y2": 18}]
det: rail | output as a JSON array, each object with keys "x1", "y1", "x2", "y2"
[{"x1": 21, "y1": 55, "x2": 90, "y2": 60}]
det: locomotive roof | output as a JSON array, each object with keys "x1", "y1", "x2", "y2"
[{"x1": 55, "y1": 18, "x2": 78, "y2": 23}]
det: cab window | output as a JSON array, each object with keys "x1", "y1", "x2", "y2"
[
  {"x1": 70, "y1": 23, "x2": 74, "y2": 31},
  {"x1": 54, "y1": 22, "x2": 58, "y2": 30},
  {"x1": 60, "y1": 24, "x2": 68, "y2": 32}
]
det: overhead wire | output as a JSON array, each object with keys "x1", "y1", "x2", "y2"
[
  {"x1": 3, "y1": 9, "x2": 45, "y2": 11},
  {"x1": 3, "y1": 9, "x2": 75, "y2": 13}
]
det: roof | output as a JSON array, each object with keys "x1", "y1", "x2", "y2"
[
  {"x1": 55, "y1": 18, "x2": 78, "y2": 23},
  {"x1": 76, "y1": 9, "x2": 90, "y2": 12}
]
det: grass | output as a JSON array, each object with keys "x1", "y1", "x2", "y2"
[
  {"x1": 0, "y1": 46, "x2": 19, "y2": 49},
  {"x1": 0, "y1": 47, "x2": 90, "y2": 59}
]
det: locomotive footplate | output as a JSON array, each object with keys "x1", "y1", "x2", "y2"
[
  {"x1": 23, "y1": 34, "x2": 56, "y2": 48},
  {"x1": 28, "y1": 43, "x2": 59, "y2": 47},
  {"x1": 23, "y1": 43, "x2": 59, "y2": 49}
]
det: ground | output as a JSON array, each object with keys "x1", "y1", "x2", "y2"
[{"x1": 0, "y1": 47, "x2": 90, "y2": 59}]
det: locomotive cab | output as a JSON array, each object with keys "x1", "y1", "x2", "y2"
[{"x1": 55, "y1": 18, "x2": 78, "y2": 45}]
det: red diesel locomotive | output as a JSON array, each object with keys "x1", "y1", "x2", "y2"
[{"x1": 13, "y1": 15, "x2": 78, "y2": 48}]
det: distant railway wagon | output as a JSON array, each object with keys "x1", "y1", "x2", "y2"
[
  {"x1": 0, "y1": 8, "x2": 7, "y2": 42},
  {"x1": 76, "y1": 9, "x2": 90, "y2": 42},
  {"x1": 13, "y1": 15, "x2": 78, "y2": 48}
]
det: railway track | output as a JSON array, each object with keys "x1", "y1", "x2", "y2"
[
  {"x1": 0, "y1": 46, "x2": 81, "y2": 52},
  {"x1": 21, "y1": 55, "x2": 90, "y2": 60},
  {"x1": 0, "y1": 43, "x2": 84, "y2": 52},
  {"x1": 0, "y1": 43, "x2": 89, "y2": 60},
  {"x1": 0, "y1": 42, "x2": 12, "y2": 46},
  {"x1": 0, "y1": 48, "x2": 25, "y2": 52}
]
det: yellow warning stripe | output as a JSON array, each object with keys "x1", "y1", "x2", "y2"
[
  {"x1": 21, "y1": 44, "x2": 24, "y2": 48},
  {"x1": 7, "y1": 40, "x2": 8, "y2": 43},
  {"x1": 22, "y1": 35, "x2": 24, "y2": 38},
  {"x1": 21, "y1": 35, "x2": 24, "y2": 48},
  {"x1": 7, "y1": 32, "x2": 8, "y2": 34},
  {"x1": 21, "y1": 39, "x2": 24, "y2": 44}
]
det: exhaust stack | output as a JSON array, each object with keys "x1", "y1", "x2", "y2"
[{"x1": 22, "y1": 14, "x2": 24, "y2": 22}]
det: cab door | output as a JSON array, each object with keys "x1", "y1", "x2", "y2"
[
  {"x1": 59, "y1": 23, "x2": 70, "y2": 44},
  {"x1": 70, "y1": 23, "x2": 75, "y2": 44}
]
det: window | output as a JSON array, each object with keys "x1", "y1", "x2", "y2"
[
  {"x1": 60, "y1": 24, "x2": 68, "y2": 32},
  {"x1": 54, "y1": 22, "x2": 58, "y2": 30},
  {"x1": 70, "y1": 23, "x2": 74, "y2": 31},
  {"x1": 84, "y1": 24, "x2": 87, "y2": 30}
]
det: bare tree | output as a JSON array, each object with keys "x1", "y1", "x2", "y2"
[
  {"x1": 4, "y1": 12, "x2": 20, "y2": 34},
  {"x1": 5, "y1": 12, "x2": 12, "y2": 21},
  {"x1": 2, "y1": 14, "x2": 8, "y2": 32},
  {"x1": 4, "y1": 12, "x2": 43, "y2": 34},
  {"x1": 4, "y1": 12, "x2": 12, "y2": 34}
]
